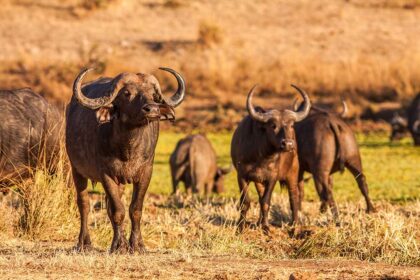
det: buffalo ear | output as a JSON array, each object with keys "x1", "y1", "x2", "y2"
[
  {"x1": 95, "y1": 105, "x2": 117, "y2": 124},
  {"x1": 159, "y1": 104, "x2": 175, "y2": 121}
]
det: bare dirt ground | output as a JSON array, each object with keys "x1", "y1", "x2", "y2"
[{"x1": 0, "y1": 240, "x2": 418, "y2": 279}]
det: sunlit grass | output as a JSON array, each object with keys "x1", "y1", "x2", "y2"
[{"x1": 150, "y1": 132, "x2": 420, "y2": 204}]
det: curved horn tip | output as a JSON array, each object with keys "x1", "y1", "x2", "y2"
[
  {"x1": 246, "y1": 84, "x2": 272, "y2": 123},
  {"x1": 157, "y1": 67, "x2": 186, "y2": 108},
  {"x1": 288, "y1": 84, "x2": 311, "y2": 122}
]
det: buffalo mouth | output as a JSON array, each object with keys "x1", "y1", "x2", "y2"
[{"x1": 144, "y1": 112, "x2": 161, "y2": 120}]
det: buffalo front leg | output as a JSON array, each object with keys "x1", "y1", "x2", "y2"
[
  {"x1": 129, "y1": 167, "x2": 152, "y2": 254},
  {"x1": 102, "y1": 175, "x2": 128, "y2": 253},
  {"x1": 73, "y1": 168, "x2": 91, "y2": 251},
  {"x1": 237, "y1": 176, "x2": 250, "y2": 233},
  {"x1": 255, "y1": 182, "x2": 265, "y2": 226},
  {"x1": 297, "y1": 170, "x2": 305, "y2": 211},
  {"x1": 286, "y1": 175, "x2": 300, "y2": 225},
  {"x1": 260, "y1": 181, "x2": 275, "y2": 234}
]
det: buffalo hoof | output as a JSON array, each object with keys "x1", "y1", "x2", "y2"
[
  {"x1": 262, "y1": 225, "x2": 271, "y2": 235},
  {"x1": 236, "y1": 221, "x2": 246, "y2": 234},
  {"x1": 130, "y1": 245, "x2": 147, "y2": 254},
  {"x1": 319, "y1": 202, "x2": 328, "y2": 213},
  {"x1": 75, "y1": 243, "x2": 93, "y2": 253},
  {"x1": 110, "y1": 237, "x2": 129, "y2": 254},
  {"x1": 366, "y1": 206, "x2": 377, "y2": 214}
]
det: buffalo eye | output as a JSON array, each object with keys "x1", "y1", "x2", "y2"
[
  {"x1": 124, "y1": 90, "x2": 130, "y2": 97},
  {"x1": 270, "y1": 123, "x2": 277, "y2": 130}
]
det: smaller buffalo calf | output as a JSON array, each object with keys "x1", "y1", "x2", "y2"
[{"x1": 170, "y1": 134, "x2": 230, "y2": 195}]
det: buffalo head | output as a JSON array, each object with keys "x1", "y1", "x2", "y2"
[
  {"x1": 73, "y1": 67, "x2": 185, "y2": 126},
  {"x1": 212, "y1": 166, "x2": 232, "y2": 194},
  {"x1": 390, "y1": 112, "x2": 408, "y2": 141},
  {"x1": 247, "y1": 84, "x2": 311, "y2": 152}
]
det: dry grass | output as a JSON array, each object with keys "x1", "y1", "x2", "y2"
[
  {"x1": 0, "y1": 133, "x2": 418, "y2": 271},
  {"x1": 198, "y1": 20, "x2": 224, "y2": 47},
  {"x1": 1, "y1": 0, "x2": 419, "y2": 114}
]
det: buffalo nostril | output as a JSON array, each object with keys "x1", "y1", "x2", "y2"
[{"x1": 142, "y1": 104, "x2": 159, "y2": 114}]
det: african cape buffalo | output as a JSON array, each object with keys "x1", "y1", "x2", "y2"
[
  {"x1": 66, "y1": 67, "x2": 185, "y2": 253},
  {"x1": 294, "y1": 101, "x2": 375, "y2": 219},
  {"x1": 0, "y1": 88, "x2": 61, "y2": 191},
  {"x1": 170, "y1": 134, "x2": 230, "y2": 195},
  {"x1": 231, "y1": 85, "x2": 311, "y2": 233}
]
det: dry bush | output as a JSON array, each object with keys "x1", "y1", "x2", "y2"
[
  {"x1": 198, "y1": 20, "x2": 224, "y2": 47},
  {"x1": 16, "y1": 141, "x2": 78, "y2": 240}
]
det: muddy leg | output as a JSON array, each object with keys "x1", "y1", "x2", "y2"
[
  {"x1": 102, "y1": 175, "x2": 128, "y2": 253},
  {"x1": 73, "y1": 168, "x2": 91, "y2": 251},
  {"x1": 237, "y1": 176, "x2": 250, "y2": 233}
]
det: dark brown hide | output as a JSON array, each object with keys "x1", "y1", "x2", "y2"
[
  {"x1": 0, "y1": 88, "x2": 62, "y2": 192},
  {"x1": 66, "y1": 68, "x2": 185, "y2": 253},
  {"x1": 407, "y1": 94, "x2": 420, "y2": 145},
  {"x1": 169, "y1": 134, "x2": 230, "y2": 196},
  {"x1": 389, "y1": 112, "x2": 409, "y2": 142},
  {"x1": 294, "y1": 107, "x2": 375, "y2": 219},
  {"x1": 231, "y1": 85, "x2": 311, "y2": 233}
]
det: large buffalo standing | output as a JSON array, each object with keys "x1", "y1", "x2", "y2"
[
  {"x1": 66, "y1": 67, "x2": 185, "y2": 253},
  {"x1": 294, "y1": 102, "x2": 375, "y2": 219},
  {"x1": 0, "y1": 88, "x2": 61, "y2": 191},
  {"x1": 231, "y1": 85, "x2": 311, "y2": 233},
  {"x1": 170, "y1": 134, "x2": 230, "y2": 195}
]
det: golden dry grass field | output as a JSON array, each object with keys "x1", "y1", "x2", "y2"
[
  {"x1": 1, "y1": 0, "x2": 420, "y2": 130},
  {"x1": 0, "y1": 133, "x2": 419, "y2": 279},
  {"x1": 0, "y1": 0, "x2": 420, "y2": 279}
]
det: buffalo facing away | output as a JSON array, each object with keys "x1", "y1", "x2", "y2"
[
  {"x1": 389, "y1": 94, "x2": 420, "y2": 145},
  {"x1": 66, "y1": 67, "x2": 185, "y2": 253},
  {"x1": 294, "y1": 101, "x2": 375, "y2": 219},
  {"x1": 231, "y1": 85, "x2": 311, "y2": 233},
  {"x1": 0, "y1": 88, "x2": 61, "y2": 191},
  {"x1": 170, "y1": 134, "x2": 231, "y2": 195}
]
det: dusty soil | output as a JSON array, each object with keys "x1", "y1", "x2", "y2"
[{"x1": 0, "y1": 240, "x2": 418, "y2": 279}]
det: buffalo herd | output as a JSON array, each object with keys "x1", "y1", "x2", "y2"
[{"x1": 0, "y1": 67, "x2": 418, "y2": 252}]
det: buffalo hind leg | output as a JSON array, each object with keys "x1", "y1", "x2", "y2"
[
  {"x1": 73, "y1": 168, "x2": 91, "y2": 251},
  {"x1": 346, "y1": 160, "x2": 375, "y2": 213},
  {"x1": 103, "y1": 175, "x2": 128, "y2": 253},
  {"x1": 129, "y1": 165, "x2": 153, "y2": 254},
  {"x1": 237, "y1": 176, "x2": 250, "y2": 233},
  {"x1": 314, "y1": 173, "x2": 339, "y2": 222}
]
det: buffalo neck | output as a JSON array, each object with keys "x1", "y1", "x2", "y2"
[
  {"x1": 101, "y1": 119, "x2": 159, "y2": 162},
  {"x1": 248, "y1": 120, "x2": 279, "y2": 161}
]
